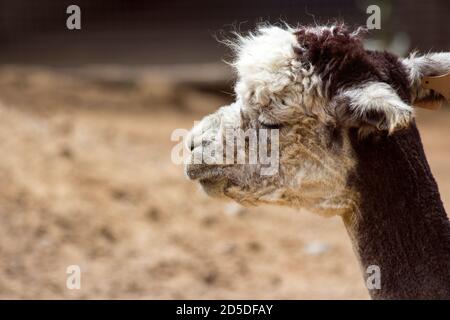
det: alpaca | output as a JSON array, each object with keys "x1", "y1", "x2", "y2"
[{"x1": 185, "y1": 24, "x2": 450, "y2": 299}]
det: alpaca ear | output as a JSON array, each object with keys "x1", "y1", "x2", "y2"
[
  {"x1": 334, "y1": 82, "x2": 414, "y2": 135},
  {"x1": 403, "y1": 52, "x2": 450, "y2": 107}
]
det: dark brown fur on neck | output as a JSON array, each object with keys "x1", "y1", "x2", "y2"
[
  {"x1": 346, "y1": 124, "x2": 450, "y2": 299},
  {"x1": 295, "y1": 24, "x2": 450, "y2": 298}
]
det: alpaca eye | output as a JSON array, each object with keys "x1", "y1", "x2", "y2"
[{"x1": 259, "y1": 121, "x2": 281, "y2": 130}]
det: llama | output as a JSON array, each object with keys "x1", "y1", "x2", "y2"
[{"x1": 185, "y1": 24, "x2": 450, "y2": 299}]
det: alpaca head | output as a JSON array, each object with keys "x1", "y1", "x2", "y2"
[{"x1": 185, "y1": 24, "x2": 450, "y2": 216}]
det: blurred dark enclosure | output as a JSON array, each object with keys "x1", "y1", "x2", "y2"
[{"x1": 0, "y1": 0, "x2": 448, "y2": 65}]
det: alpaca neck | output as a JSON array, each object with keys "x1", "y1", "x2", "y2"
[{"x1": 343, "y1": 123, "x2": 450, "y2": 299}]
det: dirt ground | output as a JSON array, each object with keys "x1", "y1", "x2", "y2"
[{"x1": 0, "y1": 65, "x2": 448, "y2": 299}]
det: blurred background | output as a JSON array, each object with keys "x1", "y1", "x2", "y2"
[{"x1": 0, "y1": 0, "x2": 448, "y2": 299}]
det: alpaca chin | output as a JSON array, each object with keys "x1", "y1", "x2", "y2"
[
  {"x1": 198, "y1": 177, "x2": 228, "y2": 198},
  {"x1": 185, "y1": 163, "x2": 228, "y2": 198}
]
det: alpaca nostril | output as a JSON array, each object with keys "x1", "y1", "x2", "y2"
[
  {"x1": 189, "y1": 140, "x2": 195, "y2": 151},
  {"x1": 185, "y1": 134, "x2": 196, "y2": 152}
]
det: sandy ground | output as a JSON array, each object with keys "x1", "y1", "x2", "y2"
[{"x1": 0, "y1": 65, "x2": 448, "y2": 299}]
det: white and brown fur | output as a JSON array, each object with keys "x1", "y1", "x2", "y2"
[{"x1": 186, "y1": 24, "x2": 450, "y2": 299}]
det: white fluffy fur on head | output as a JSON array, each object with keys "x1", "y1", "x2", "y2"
[
  {"x1": 227, "y1": 25, "x2": 326, "y2": 125},
  {"x1": 231, "y1": 25, "x2": 299, "y2": 87},
  {"x1": 225, "y1": 24, "x2": 423, "y2": 135}
]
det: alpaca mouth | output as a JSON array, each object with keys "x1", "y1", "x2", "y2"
[
  {"x1": 185, "y1": 163, "x2": 225, "y2": 181},
  {"x1": 185, "y1": 164, "x2": 229, "y2": 197}
]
